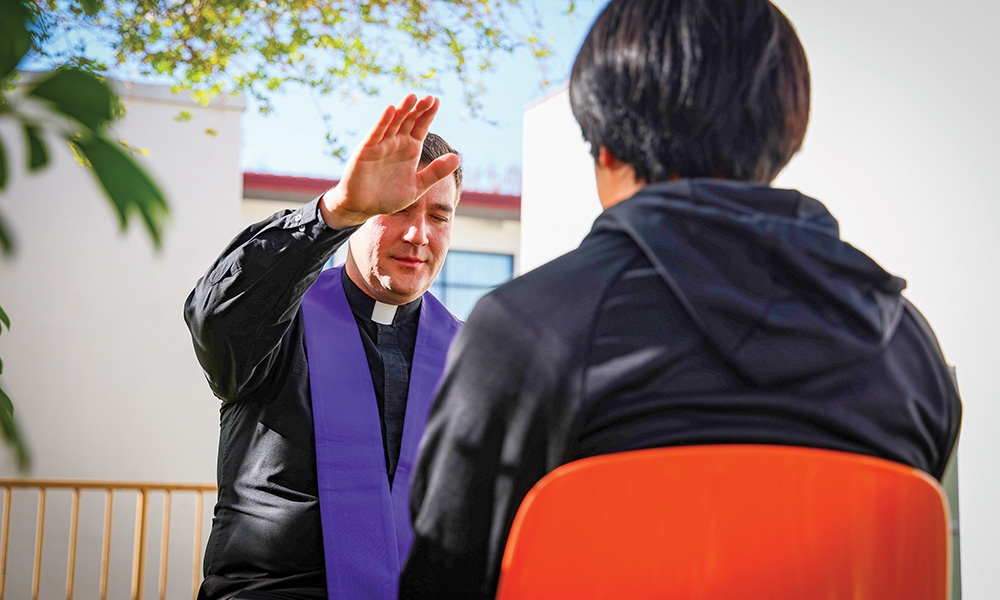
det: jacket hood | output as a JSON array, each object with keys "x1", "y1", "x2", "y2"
[{"x1": 591, "y1": 179, "x2": 906, "y2": 386}]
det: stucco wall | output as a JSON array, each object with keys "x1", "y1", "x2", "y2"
[{"x1": 0, "y1": 79, "x2": 244, "y2": 597}]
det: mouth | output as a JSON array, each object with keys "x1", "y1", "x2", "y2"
[{"x1": 392, "y1": 256, "x2": 425, "y2": 268}]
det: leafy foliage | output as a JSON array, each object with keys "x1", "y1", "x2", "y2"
[
  {"x1": 31, "y1": 0, "x2": 575, "y2": 156},
  {"x1": 1, "y1": 2, "x2": 169, "y2": 259}
]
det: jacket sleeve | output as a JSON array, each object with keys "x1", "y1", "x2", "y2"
[
  {"x1": 899, "y1": 299, "x2": 963, "y2": 480},
  {"x1": 400, "y1": 293, "x2": 569, "y2": 600},
  {"x1": 183, "y1": 196, "x2": 357, "y2": 402}
]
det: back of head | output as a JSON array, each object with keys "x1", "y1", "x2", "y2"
[{"x1": 569, "y1": 0, "x2": 810, "y2": 184}]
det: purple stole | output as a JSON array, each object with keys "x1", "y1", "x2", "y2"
[{"x1": 300, "y1": 266, "x2": 461, "y2": 599}]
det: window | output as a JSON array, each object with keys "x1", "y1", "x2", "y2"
[{"x1": 430, "y1": 251, "x2": 514, "y2": 320}]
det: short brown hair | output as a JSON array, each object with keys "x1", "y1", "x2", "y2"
[{"x1": 421, "y1": 133, "x2": 463, "y2": 196}]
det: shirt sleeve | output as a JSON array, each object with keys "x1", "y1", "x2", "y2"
[
  {"x1": 400, "y1": 292, "x2": 570, "y2": 600},
  {"x1": 183, "y1": 196, "x2": 357, "y2": 402}
]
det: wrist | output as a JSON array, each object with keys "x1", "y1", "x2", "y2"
[{"x1": 320, "y1": 187, "x2": 369, "y2": 230}]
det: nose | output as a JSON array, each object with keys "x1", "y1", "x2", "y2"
[{"x1": 402, "y1": 218, "x2": 428, "y2": 246}]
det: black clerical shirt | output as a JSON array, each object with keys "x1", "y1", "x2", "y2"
[
  {"x1": 341, "y1": 267, "x2": 421, "y2": 485},
  {"x1": 185, "y1": 197, "x2": 424, "y2": 599}
]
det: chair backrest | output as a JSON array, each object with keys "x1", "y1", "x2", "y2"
[{"x1": 495, "y1": 444, "x2": 951, "y2": 600}]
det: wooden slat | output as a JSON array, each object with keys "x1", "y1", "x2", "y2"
[
  {"x1": 131, "y1": 490, "x2": 148, "y2": 600},
  {"x1": 31, "y1": 489, "x2": 45, "y2": 600},
  {"x1": 65, "y1": 488, "x2": 80, "y2": 600},
  {"x1": 158, "y1": 491, "x2": 171, "y2": 600},
  {"x1": 0, "y1": 480, "x2": 216, "y2": 600},
  {"x1": 191, "y1": 492, "x2": 204, "y2": 600},
  {"x1": 1, "y1": 487, "x2": 11, "y2": 600},
  {"x1": 100, "y1": 490, "x2": 113, "y2": 600}
]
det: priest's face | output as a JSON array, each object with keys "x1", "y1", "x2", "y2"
[{"x1": 346, "y1": 173, "x2": 458, "y2": 305}]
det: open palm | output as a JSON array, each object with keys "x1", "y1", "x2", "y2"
[{"x1": 322, "y1": 94, "x2": 461, "y2": 228}]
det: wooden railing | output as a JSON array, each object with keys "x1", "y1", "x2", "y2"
[{"x1": 0, "y1": 479, "x2": 217, "y2": 600}]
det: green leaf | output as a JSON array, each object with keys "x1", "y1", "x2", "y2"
[
  {"x1": 0, "y1": 385, "x2": 30, "y2": 472},
  {"x1": 0, "y1": 0, "x2": 32, "y2": 81},
  {"x1": 24, "y1": 123, "x2": 48, "y2": 171},
  {"x1": 0, "y1": 208, "x2": 13, "y2": 255},
  {"x1": 0, "y1": 302, "x2": 8, "y2": 329},
  {"x1": 79, "y1": 0, "x2": 104, "y2": 17},
  {"x1": 28, "y1": 68, "x2": 117, "y2": 130},
  {"x1": 0, "y1": 383, "x2": 10, "y2": 415},
  {"x1": 71, "y1": 133, "x2": 168, "y2": 246}
]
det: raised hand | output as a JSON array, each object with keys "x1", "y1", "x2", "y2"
[{"x1": 320, "y1": 94, "x2": 461, "y2": 230}]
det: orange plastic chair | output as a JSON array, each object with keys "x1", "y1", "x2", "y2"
[{"x1": 495, "y1": 444, "x2": 951, "y2": 600}]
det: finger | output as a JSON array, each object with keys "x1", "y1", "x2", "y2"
[
  {"x1": 384, "y1": 94, "x2": 418, "y2": 139},
  {"x1": 409, "y1": 96, "x2": 441, "y2": 142},
  {"x1": 398, "y1": 95, "x2": 437, "y2": 138},
  {"x1": 360, "y1": 103, "x2": 397, "y2": 148},
  {"x1": 414, "y1": 152, "x2": 461, "y2": 197}
]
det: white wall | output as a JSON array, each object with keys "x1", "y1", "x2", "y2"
[
  {"x1": 775, "y1": 3, "x2": 999, "y2": 596},
  {"x1": 521, "y1": 2, "x2": 999, "y2": 597},
  {"x1": 521, "y1": 87, "x2": 601, "y2": 273},
  {"x1": 450, "y1": 215, "x2": 521, "y2": 274},
  {"x1": 0, "y1": 79, "x2": 243, "y2": 597}
]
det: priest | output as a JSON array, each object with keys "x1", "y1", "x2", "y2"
[{"x1": 184, "y1": 94, "x2": 463, "y2": 600}]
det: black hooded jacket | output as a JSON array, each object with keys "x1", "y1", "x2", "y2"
[{"x1": 400, "y1": 179, "x2": 961, "y2": 599}]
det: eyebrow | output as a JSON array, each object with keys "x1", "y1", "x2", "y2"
[{"x1": 430, "y1": 202, "x2": 455, "y2": 214}]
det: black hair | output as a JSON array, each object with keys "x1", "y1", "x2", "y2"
[{"x1": 569, "y1": 0, "x2": 810, "y2": 183}]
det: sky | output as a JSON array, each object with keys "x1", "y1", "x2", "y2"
[{"x1": 238, "y1": 1, "x2": 608, "y2": 193}]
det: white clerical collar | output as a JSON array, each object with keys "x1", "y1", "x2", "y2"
[{"x1": 371, "y1": 301, "x2": 398, "y2": 325}]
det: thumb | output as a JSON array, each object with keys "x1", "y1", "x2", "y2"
[{"x1": 414, "y1": 153, "x2": 461, "y2": 197}]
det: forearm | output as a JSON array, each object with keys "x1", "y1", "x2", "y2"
[{"x1": 184, "y1": 196, "x2": 356, "y2": 401}]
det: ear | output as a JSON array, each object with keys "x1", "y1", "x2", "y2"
[
  {"x1": 593, "y1": 146, "x2": 646, "y2": 210},
  {"x1": 597, "y1": 146, "x2": 618, "y2": 169}
]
